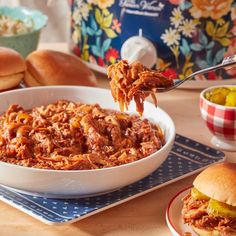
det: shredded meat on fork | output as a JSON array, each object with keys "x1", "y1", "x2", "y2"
[
  {"x1": 0, "y1": 100, "x2": 165, "y2": 170},
  {"x1": 107, "y1": 60, "x2": 174, "y2": 115}
]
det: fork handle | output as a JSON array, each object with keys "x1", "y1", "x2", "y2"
[{"x1": 185, "y1": 55, "x2": 236, "y2": 81}]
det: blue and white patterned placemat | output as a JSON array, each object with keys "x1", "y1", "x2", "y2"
[{"x1": 0, "y1": 134, "x2": 225, "y2": 225}]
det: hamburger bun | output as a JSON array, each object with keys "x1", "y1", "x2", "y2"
[
  {"x1": 25, "y1": 50, "x2": 97, "y2": 87},
  {"x1": 193, "y1": 162, "x2": 236, "y2": 206},
  {"x1": 0, "y1": 47, "x2": 26, "y2": 90}
]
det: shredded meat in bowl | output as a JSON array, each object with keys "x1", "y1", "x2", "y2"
[{"x1": 0, "y1": 100, "x2": 165, "y2": 170}]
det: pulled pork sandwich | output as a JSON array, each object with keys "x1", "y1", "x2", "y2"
[{"x1": 182, "y1": 163, "x2": 236, "y2": 236}]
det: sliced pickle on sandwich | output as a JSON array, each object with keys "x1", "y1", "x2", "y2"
[
  {"x1": 191, "y1": 187, "x2": 210, "y2": 200},
  {"x1": 207, "y1": 199, "x2": 236, "y2": 218}
]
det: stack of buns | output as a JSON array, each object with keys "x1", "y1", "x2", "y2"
[{"x1": 0, "y1": 47, "x2": 97, "y2": 91}]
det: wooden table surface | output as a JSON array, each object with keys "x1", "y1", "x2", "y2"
[{"x1": 0, "y1": 43, "x2": 235, "y2": 236}]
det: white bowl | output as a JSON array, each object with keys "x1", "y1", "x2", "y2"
[{"x1": 0, "y1": 86, "x2": 175, "y2": 198}]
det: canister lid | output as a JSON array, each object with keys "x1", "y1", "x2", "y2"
[{"x1": 121, "y1": 29, "x2": 157, "y2": 68}]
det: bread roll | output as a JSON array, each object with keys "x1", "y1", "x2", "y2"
[
  {"x1": 193, "y1": 162, "x2": 236, "y2": 206},
  {"x1": 0, "y1": 47, "x2": 26, "y2": 90},
  {"x1": 25, "y1": 50, "x2": 97, "y2": 87}
]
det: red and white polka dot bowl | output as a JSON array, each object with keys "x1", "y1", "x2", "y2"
[{"x1": 200, "y1": 85, "x2": 236, "y2": 152}]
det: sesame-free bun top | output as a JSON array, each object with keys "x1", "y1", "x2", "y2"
[
  {"x1": 193, "y1": 163, "x2": 236, "y2": 206},
  {"x1": 25, "y1": 50, "x2": 97, "y2": 87},
  {"x1": 0, "y1": 47, "x2": 26, "y2": 76}
]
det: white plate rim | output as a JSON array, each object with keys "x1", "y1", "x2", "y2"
[
  {"x1": 177, "y1": 79, "x2": 236, "y2": 89},
  {"x1": 166, "y1": 186, "x2": 196, "y2": 236}
]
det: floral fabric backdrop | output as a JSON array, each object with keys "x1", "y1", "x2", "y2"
[{"x1": 70, "y1": 0, "x2": 236, "y2": 81}]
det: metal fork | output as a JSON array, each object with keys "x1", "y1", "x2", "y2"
[{"x1": 155, "y1": 55, "x2": 236, "y2": 92}]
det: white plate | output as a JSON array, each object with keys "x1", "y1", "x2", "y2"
[
  {"x1": 166, "y1": 187, "x2": 198, "y2": 236},
  {"x1": 177, "y1": 79, "x2": 236, "y2": 89},
  {"x1": 84, "y1": 61, "x2": 107, "y2": 74}
]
